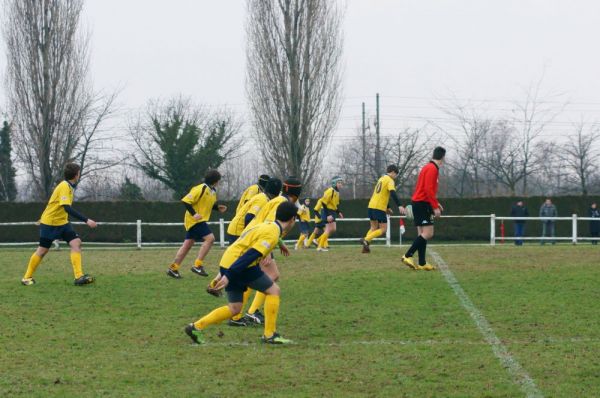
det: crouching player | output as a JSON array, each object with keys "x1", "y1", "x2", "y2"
[
  {"x1": 21, "y1": 163, "x2": 97, "y2": 286},
  {"x1": 185, "y1": 201, "x2": 299, "y2": 345}
]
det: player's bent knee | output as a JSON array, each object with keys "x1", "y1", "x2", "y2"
[
  {"x1": 228, "y1": 303, "x2": 243, "y2": 315},
  {"x1": 204, "y1": 234, "x2": 215, "y2": 243},
  {"x1": 266, "y1": 283, "x2": 280, "y2": 296}
]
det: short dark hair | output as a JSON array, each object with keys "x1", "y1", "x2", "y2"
[
  {"x1": 283, "y1": 176, "x2": 302, "y2": 198},
  {"x1": 204, "y1": 170, "x2": 221, "y2": 185},
  {"x1": 64, "y1": 163, "x2": 81, "y2": 180},
  {"x1": 258, "y1": 174, "x2": 270, "y2": 189},
  {"x1": 387, "y1": 164, "x2": 399, "y2": 174},
  {"x1": 265, "y1": 178, "x2": 283, "y2": 197},
  {"x1": 432, "y1": 146, "x2": 446, "y2": 160},
  {"x1": 276, "y1": 201, "x2": 298, "y2": 222}
]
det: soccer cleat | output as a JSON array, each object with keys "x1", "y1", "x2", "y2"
[
  {"x1": 228, "y1": 318, "x2": 248, "y2": 327},
  {"x1": 21, "y1": 278, "x2": 36, "y2": 286},
  {"x1": 184, "y1": 323, "x2": 205, "y2": 344},
  {"x1": 416, "y1": 263, "x2": 436, "y2": 271},
  {"x1": 191, "y1": 265, "x2": 209, "y2": 277},
  {"x1": 166, "y1": 269, "x2": 182, "y2": 279},
  {"x1": 261, "y1": 332, "x2": 293, "y2": 345},
  {"x1": 401, "y1": 255, "x2": 417, "y2": 270},
  {"x1": 74, "y1": 274, "x2": 94, "y2": 286},
  {"x1": 316, "y1": 247, "x2": 329, "y2": 252},
  {"x1": 245, "y1": 310, "x2": 265, "y2": 325},
  {"x1": 312, "y1": 239, "x2": 319, "y2": 247},
  {"x1": 360, "y1": 238, "x2": 371, "y2": 254}
]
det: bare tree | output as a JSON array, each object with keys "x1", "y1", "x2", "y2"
[
  {"x1": 560, "y1": 121, "x2": 600, "y2": 196},
  {"x1": 3, "y1": 0, "x2": 117, "y2": 199},
  {"x1": 245, "y1": 0, "x2": 344, "y2": 189}
]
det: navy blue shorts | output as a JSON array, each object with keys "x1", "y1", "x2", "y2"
[
  {"x1": 320, "y1": 209, "x2": 337, "y2": 224},
  {"x1": 368, "y1": 208, "x2": 388, "y2": 223},
  {"x1": 221, "y1": 266, "x2": 274, "y2": 303},
  {"x1": 299, "y1": 221, "x2": 310, "y2": 235},
  {"x1": 314, "y1": 219, "x2": 325, "y2": 229},
  {"x1": 227, "y1": 234, "x2": 239, "y2": 246},
  {"x1": 185, "y1": 222, "x2": 213, "y2": 241},
  {"x1": 39, "y1": 223, "x2": 79, "y2": 248}
]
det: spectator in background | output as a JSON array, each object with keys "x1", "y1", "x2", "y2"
[
  {"x1": 590, "y1": 202, "x2": 600, "y2": 245},
  {"x1": 510, "y1": 200, "x2": 528, "y2": 245},
  {"x1": 539, "y1": 198, "x2": 558, "y2": 245}
]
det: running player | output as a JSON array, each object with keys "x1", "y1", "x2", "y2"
[
  {"x1": 295, "y1": 197, "x2": 312, "y2": 249},
  {"x1": 234, "y1": 174, "x2": 270, "y2": 215},
  {"x1": 360, "y1": 165, "x2": 406, "y2": 253},
  {"x1": 185, "y1": 201, "x2": 298, "y2": 345},
  {"x1": 316, "y1": 177, "x2": 344, "y2": 252},
  {"x1": 166, "y1": 170, "x2": 227, "y2": 279},
  {"x1": 21, "y1": 163, "x2": 97, "y2": 286},
  {"x1": 401, "y1": 147, "x2": 446, "y2": 271},
  {"x1": 305, "y1": 198, "x2": 325, "y2": 248}
]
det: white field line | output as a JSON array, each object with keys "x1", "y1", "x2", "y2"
[
  {"x1": 430, "y1": 250, "x2": 543, "y2": 398},
  {"x1": 190, "y1": 336, "x2": 598, "y2": 348}
]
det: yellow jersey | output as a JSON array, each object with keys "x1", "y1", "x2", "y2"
[
  {"x1": 227, "y1": 192, "x2": 269, "y2": 236},
  {"x1": 182, "y1": 183, "x2": 217, "y2": 231},
  {"x1": 368, "y1": 175, "x2": 397, "y2": 211},
  {"x1": 235, "y1": 184, "x2": 260, "y2": 214},
  {"x1": 313, "y1": 198, "x2": 323, "y2": 222},
  {"x1": 220, "y1": 221, "x2": 281, "y2": 270},
  {"x1": 298, "y1": 204, "x2": 311, "y2": 222},
  {"x1": 243, "y1": 195, "x2": 288, "y2": 232},
  {"x1": 320, "y1": 187, "x2": 340, "y2": 211},
  {"x1": 39, "y1": 181, "x2": 74, "y2": 226}
]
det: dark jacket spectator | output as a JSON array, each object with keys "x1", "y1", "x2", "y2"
[
  {"x1": 590, "y1": 203, "x2": 600, "y2": 245},
  {"x1": 510, "y1": 201, "x2": 528, "y2": 245},
  {"x1": 539, "y1": 198, "x2": 557, "y2": 244}
]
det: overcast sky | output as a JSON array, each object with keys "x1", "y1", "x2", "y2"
[{"x1": 2, "y1": 0, "x2": 600, "y2": 142}]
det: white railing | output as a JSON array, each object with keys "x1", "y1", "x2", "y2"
[{"x1": 0, "y1": 215, "x2": 598, "y2": 248}]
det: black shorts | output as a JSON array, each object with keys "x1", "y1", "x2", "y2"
[
  {"x1": 185, "y1": 222, "x2": 213, "y2": 241},
  {"x1": 299, "y1": 221, "x2": 310, "y2": 235},
  {"x1": 412, "y1": 201, "x2": 434, "y2": 227},
  {"x1": 368, "y1": 208, "x2": 387, "y2": 223},
  {"x1": 320, "y1": 209, "x2": 337, "y2": 224},
  {"x1": 314, "y1": 218, "x2": 325, "y2": 229},
  {"x1": 221, "y1": 266, "x2": 274, "y2": 303},
  {"x1": 39, "y1": 223, "x2": 79, "y2": 248}
]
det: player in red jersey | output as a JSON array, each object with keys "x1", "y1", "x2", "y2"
[{"x1": 401, "y1": 147, "x2": 446, "y2": 271}]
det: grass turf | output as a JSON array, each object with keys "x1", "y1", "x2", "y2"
[{"x1": 0, "y1": 244, "x2": 598, "y2": 397}]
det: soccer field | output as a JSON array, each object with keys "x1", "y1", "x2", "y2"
[{"x1": 1, "y1": 245, "x2": 599, "y2": 397}]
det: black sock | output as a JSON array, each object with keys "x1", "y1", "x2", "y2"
[
  {"x1": 418, "y1": 238, "x2": 428, "y2": 265},
  {"x1": 406, "y1": 235, "x2": 426, "y2": 257}
]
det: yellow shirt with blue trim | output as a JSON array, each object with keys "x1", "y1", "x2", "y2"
[
  {"x1": 243, "y1": 195, "x2": 288, "y2": 232},
  {"x1": 368, "y1": 175, "x2": 397, "y2": 211},
  {"x1": 227, "y1": 192, "x2": 269, "y2": 236},
  {"x1": 220, "y1": 221, "x2": 281, "y2": 269},
  {"x1": 235, "y1": 184, "x2": 260, "y2": 214},
  {"x1": 320, "y1": 187, "x2": 340, "y2": 211},
  {"x1": 182, "y1": 183, "x2": 217, "y2": 231},
  {"x1": 313, "y1": 198, "x2": 323, "y2": 222},
  {"x1": 40, "y1": 181, "x2": 74, "y2": 226},
  {"x1": 298, "y1": 204, "x2": 311, "y2": 222}
]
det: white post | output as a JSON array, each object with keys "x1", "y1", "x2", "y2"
[
  {"x1": 490, "y1": 214, "x2": 496, "y2": 246},
  {"x1": 136, "y1": 219, "x2": 142, "y2": 249},
  {"x1": 219, "y1": 218, "x2": 225, "y2": 248},
  {"x1": 572, "y1": 214, "x2": 577, "y2": 245},
  {"x1": 386, "y1": 215, "x2": 391, "y2": 247},
  {"x1": 399, "y1": 219, "x2": 403, "y2": 246}
]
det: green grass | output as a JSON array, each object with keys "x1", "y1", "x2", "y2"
[{"x1": 1, "y1": 244, "x2": 599, "y2": 397}]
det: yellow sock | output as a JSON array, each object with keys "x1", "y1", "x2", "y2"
[
  {"x1": 306, "y1": 232, "x2": 317, "y2": 247},
  {"x1": 170, "y1": 262, "x2": 180, "y2": 271},
  {"x1": 264, "y1": 295, "x2": 280, "y2": 338},
  {"x1": 70, "y1": 251, "x2": 83, "y2": 279},
  {"x1": 366, "y1": 229, "x2": 384, "y2": 243},
  {"x1": 296, "y1": 234, "x2": 306, "y2": 248},
  {"x1": 23, "y1": 253, "x2": 42, "y2": 279},
  {"x1": 248, "y1": 291, "x2": 266, "y2": 314},
  {"x1": 194, "y1": 259, "x2": 203, "y2": 267},
  {"x1": 193, "y1": 305, "x2": 233, "y2": 330},
  {"x1": 318, "y1": 232, "x2": 329, "y2": 248},
  {"x1": 232, "y1": 288, "x2": 253, "y2": 321}
]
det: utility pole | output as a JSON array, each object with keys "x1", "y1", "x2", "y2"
[
  {"x1": 375, "y1": 93, "x2": 381, "y2": 176},
  {"x1": 361, "y1": 102, "x2": 366, "y2": 197}
]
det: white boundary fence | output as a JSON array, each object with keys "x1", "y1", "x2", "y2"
[{"x1": 0, "y1": 215, "x2": 598, "y2": 248}]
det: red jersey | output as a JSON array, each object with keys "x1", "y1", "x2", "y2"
[{"x1": 411, "y1": 161, "x2": 440, "y2": 209}]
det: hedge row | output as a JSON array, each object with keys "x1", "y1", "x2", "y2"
[{"x1": 0, "y1": 195, "x2": 598, "y2": 243}]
